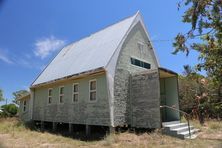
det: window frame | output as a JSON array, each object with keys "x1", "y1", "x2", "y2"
[
  {"x1": 72, "y1": 83, "x2": 79, "y2": 103},
  {"x1": 130, "y1": 57, "x2": 151, "y2": 69},
  {"x1": 89, "y1": 79, "x2": 97, "y2": 102},
  {"x1": 48, "y1": 88, "x2": 53, "y2": 105},
  {"x1": 59, "y1": 86, "x2": 64, "y2": 104}
]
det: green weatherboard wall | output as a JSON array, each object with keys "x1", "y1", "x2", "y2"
[{"x1": 33, "y1": 73, "x2": 111, "y2": 126}]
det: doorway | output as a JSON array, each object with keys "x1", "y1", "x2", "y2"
[{"x1": 159, "y1": 68, "x2": 180, "y2": 122}]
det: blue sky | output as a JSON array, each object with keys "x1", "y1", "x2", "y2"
[{"x1": 0, "y1": 0, "x2": 200, "y2": 104}]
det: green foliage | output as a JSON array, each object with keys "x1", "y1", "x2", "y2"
[
  {"x1": 178, "y1": 65, "x2": 222, "y2": 119},
  {"x1": 0, "y1": 89, "x2": 4, "y2": 102},
  {"x1": 178, "y1": 65, "x2": 204, "y2": 113},
  {"x1": 173, "y1": 0, "x2": 222, "y2": 86},
  {"x1": 12, "y1": 90, "x2": 29, "y2": 104},
  {"x1": 0, "y1": 104, "x2": 18, "y2": 117}
]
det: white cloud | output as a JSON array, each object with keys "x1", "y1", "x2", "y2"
[
  {"x1": 0, "y1": 49, "x2": 13, "y2": 64},
  {"x1": 34, "y1": 36, "x2": 65, "y2": 59}
]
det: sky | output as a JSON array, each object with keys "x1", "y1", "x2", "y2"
[{"x1": 0, "y1": 0, "x2": 201, "y2": 104}]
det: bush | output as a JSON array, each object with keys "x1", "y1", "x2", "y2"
[{"x1": 0, "y1": 104, "x2": 18, "y2": 117}]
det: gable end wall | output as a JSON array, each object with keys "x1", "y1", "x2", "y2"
[{"x1": 114, "y1": 22, "x2": 158, "y2": 126}]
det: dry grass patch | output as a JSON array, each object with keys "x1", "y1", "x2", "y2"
[
  {"x1": 0, "y1": 118, "x2": 221, "y2": 148},
  {"x1": 192, "y1": 119, "x2": 222, "y2": 141}
]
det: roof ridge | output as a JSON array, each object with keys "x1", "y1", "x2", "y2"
[
  {"x1": 105, "y1": 11, "x2": 140, "y2": 69},
  {"x1": 65, "y1": 12, "x2": 138, "y2": 47}
]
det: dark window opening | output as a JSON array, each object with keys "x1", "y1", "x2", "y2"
[
  {"x1": 23, "y1": 100, "x2": 26, "y2": 112},
  {"x1": 130, "y1": 57, "x2": 151, "y2": 69},
  {"x1": 144, "y1": 62, "x2": 151, "y2": 69}
]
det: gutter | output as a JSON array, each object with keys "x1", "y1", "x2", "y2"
[
  {"x1": 159, "y1": 67, "x2": 178, "y2": 76},
  {"x1": 31, "y1": 67, "x2": 106, "y2": 88}
]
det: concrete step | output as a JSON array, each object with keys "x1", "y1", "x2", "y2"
[
  {"x1": 163, "y1": 123, "x2": 188, "y2": 130},
  {"x1": 171, "y1": 126, "x2": 194, "y2": 134},
  {"x1": 179, "y1": 128, "x2": 200, "y2": 138},
  {"x1": 162, "y1": 121, "x2": 200, "y2": 139},
  {"x1": 162, "y1": 121, "x2": 180, "y2": 126}
]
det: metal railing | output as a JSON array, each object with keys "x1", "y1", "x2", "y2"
[{"x1": 160, "y1": 105, "x2": 191, "y2": 138}]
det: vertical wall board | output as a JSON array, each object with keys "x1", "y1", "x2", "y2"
[{"x1": 130, "y1": 70, "x2": 161, "y2": 128}]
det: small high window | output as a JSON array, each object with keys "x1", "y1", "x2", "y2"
[
  {"x1": 73, "y1": 83, "x2": 79, "y2": 102},
  {"x1": 48, "y1": 88, "x2": 52, "y2": 104},
  {"x1": 59, "y1": 86, "x2": 64, "y2": 103},
  {"x1": 131, "y1": 57, "x2": 151, "y2": 69},
  {"x1": 89, "y1": 80, "x2": 96, "y2": 101},
  {"x1": 23, "y1": 100, "x2": 26, "y2": 112}
]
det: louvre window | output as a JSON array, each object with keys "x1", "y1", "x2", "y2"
[{"x1": 131, "y1": 57, "x2": 151, "y2": 69}]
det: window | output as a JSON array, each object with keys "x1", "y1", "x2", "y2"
[
  {"x1": 59, "y1": 86, "x2": 64, "y2": 103},
  {"x1": 48, "y1": 88, "x2": 52, "y2": 104},
  {"x1": 23, "y1": 100, "x2": 26, "y2": 112},
  {"x1": 73, "y1": 83, "x2": 79, "y2": 102},
  {"x1": 144, "y1": 62, "x2": 151, "y2": 69},
  {"x1": 131, "y1": 57, "x2": 151, "y2": 69},
  {"x1": 89, "y1": 80, "x2": 96, "y2": 101}
]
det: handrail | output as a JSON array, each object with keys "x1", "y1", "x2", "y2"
[{"x1": 160, "y1": 105, "x2": 191, "y2": 138}]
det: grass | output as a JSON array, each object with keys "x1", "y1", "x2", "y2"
[
  {"x1": 208, "y1": 121, "x2": 221, "y2": 129},
  {"x1": 0, "y1": 118, "x2": 222, "y2": 148}
]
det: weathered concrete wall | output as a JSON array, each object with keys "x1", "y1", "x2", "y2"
[
  {"x1": 114, "y1": 22, "x2": 159, "y2": 126},
  {"x1": 130, "y1": 70, "x2": 161, "y2": 128},
  {"x1": 32, "y1": 73, "x2": 111, "y2": 126},
  {"x1": 19, "y1": 99, "x2": 31, "y2": 122}
]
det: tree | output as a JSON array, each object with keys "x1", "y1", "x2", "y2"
[
  {"x1": 0, "y1": 104, "x2": 18, "y2": 117},
  {"x1": 179, "y1": 65, "x2": 222, "y2": 121},
  {"x1": 173, "y1": 0, "x2": 222, "y2": 88},
  {"x1": 0, "y1": 89, "x2": 4, "y2": 102},
  {"x1": 12, "y1": 90, "x2": 29, "y2": 104},
  {"x1": 178, "y1": 65, "x2": 204, "y2": 114}
]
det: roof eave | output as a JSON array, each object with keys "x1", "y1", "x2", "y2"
[
  {"x1": 31, "y1": 67, "x2": 106, "y2": 89},
  {"x1": 17, "y1": 93, "x2": 31, "y2": 101},
  {"x1": 159, "y1": 67, "x2": 178, "y2": 76}
]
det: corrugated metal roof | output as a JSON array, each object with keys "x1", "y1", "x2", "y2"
[{"x1": 32, "y1": 13, "x2": 137, "y2": 86}]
